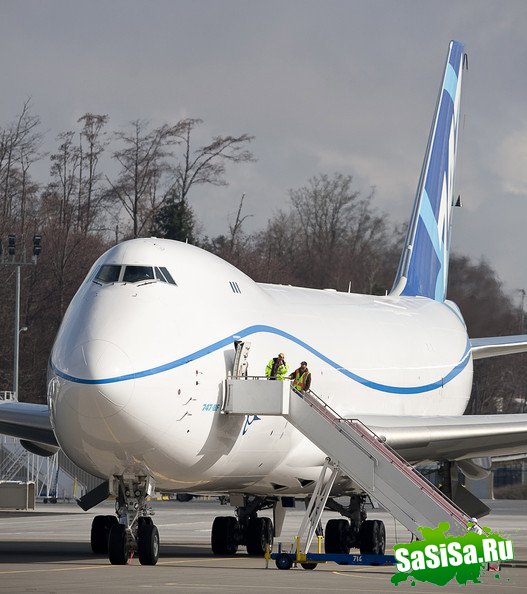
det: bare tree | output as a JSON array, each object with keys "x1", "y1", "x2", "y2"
[
  {"x1": 17, "y1": 141, "x2": 41, "y2": 237},
  {"x1": 447, "y1": 255, "x2": 525, "y2": 416},
  {"x1": 204, "y1": 194, "x2": 254, "y2": 267},
  {"x1": 0, "y1": 100, "x2": 42, "y2": 232},
  {"x1": 165, "y1": 118, "x2": 254, "y2": 204},
  {"x1": 272, "y1": 173, "x2": 390, "y2": 290},
  {"x1": 151, "y1": 118, "x2": 255, "y2": 241},
  {"x1": 227, "y1": 194, "x2": 253, "y2": 257},
  {"x1": 77, "y1": 113, "x2": 109, "y2": 234},
  {"x1": 47, "y1": 131, "x2": 81, "y2": 229},
  {"x1": 107, "y1": 120, "x2": 181, "y2": 237}
]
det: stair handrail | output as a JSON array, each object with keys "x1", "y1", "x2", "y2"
[{"x1": 296, "y1": 387, "x2": 471, "y2": 529}]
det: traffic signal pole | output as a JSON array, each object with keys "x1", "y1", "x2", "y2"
[{"x1": 1, "y1": 234, "x2": 41, "y2": 400}]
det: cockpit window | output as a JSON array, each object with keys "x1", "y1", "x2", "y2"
[
  {"x1": 123, "y1": 266, "x2": 155, "y2": 283},
  {"x1": 93, "y1": 264, "x2": 176, "y2": 285},
  {"x1": 155, "y1": 266, "x2": 177, "y2": 285},
  {"x1": 95, "y1": 265, "x2": 121, "y2": 283}
]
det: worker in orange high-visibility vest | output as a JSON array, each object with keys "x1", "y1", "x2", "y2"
[{"x1": 289, "y1": 361, "x2": 311, "y2": 393}]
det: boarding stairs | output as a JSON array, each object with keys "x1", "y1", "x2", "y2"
[
  {"x1": 0, "y1": 439, "x2": 28, "y2": 479},
  {"x1": 0, "y1": 391, "x2": 16, "y2": 402},
  {"x1": 223, "y1": 377, "x2": 475, "y2": 551},
  {"x1": 0, "y1": 436, "x2": 60, "y2": 497}
]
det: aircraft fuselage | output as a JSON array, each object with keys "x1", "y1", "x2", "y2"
[{"x1": 48, "y1": 238, "x2": 472, "y2": 494}]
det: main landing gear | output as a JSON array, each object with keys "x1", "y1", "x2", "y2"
[
  {"x1": 324, "y1": 494, "x2": 386, "y2": 555},
  {"x1": 90, "y1": 475, "x2": 159, "y2": 565},
  {"x1": 211, "y1": 495, "x2": 274, "y2": 556}
]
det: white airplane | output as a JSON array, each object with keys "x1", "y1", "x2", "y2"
[{"x1": 1, "y1": 40, "x2": 527, "y2": 566}]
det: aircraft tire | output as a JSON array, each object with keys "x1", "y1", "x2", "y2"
[
  {"x1": 138, "y1": 522, "x2": 160, "y2": 565},
  {"x1": 246, "y1": 516, "x2": 273, "y2": 556},
  {"x1": 359, "y1": 519, "x2": 385, "y2": 555},
  {"x1": 211, "y1": 516, "x2": 239, "y2": 555},
  {"x1": 90, "y1": 515, "x2": 117, "y2": 554},
  {"x1": 324, "y1": 518, "x2": 351, "y2": 554},
  {"x1": 138, "y1": 516, "x2": 153, "y2": 528},
  {"x1": 108, "y1": 524, "x2": 130, "y2": 565}
]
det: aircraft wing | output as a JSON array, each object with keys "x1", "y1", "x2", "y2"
[
  {"x1": 360, "y1": 413, "x2": 527, "y2": 463},
  {"x1": 471, "y1": 335, "x2": 527, "y2": 359},
  {"x1": 0, "y1": 401, "x2": 58, "y2": 452}
]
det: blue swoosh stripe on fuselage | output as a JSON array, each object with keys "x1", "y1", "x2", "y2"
[{"x1": 50, "y1": 324, "x2": 471, "y2": 395}]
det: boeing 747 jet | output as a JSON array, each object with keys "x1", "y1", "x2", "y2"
[{"x1": 1, "y1": 40, "x2": 526, "y2": 566}]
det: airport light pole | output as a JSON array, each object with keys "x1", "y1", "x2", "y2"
[
  {"x1": 14, "y1": 321, "x2": 28, "y2": 402},
  {"x1": 1, "y1": 234, "x2": 42, "y2": 400}
]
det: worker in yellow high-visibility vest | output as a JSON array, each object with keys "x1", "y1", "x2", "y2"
[
  {"x1": 265, "y1": 352, "x2": 288, "y2": 380},
  {"x1": 289, "y1": 361, "x2": 311, "y2": 393}
]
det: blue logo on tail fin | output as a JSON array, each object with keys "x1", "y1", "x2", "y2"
[{"x1": 392, "y1": 41, "x2": 465, "y2": 302}]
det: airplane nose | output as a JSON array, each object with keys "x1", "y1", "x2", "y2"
[
  {"x1": 49, "y1": 339, "x2": 142, "y2": 476},
  {"x1": 55, "y1": 339, "x2": 135, "y2": 419}
]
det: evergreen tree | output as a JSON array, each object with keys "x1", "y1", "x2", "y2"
[{"x1": 152, "y1": 197, "x2": 195, "y2": 243}]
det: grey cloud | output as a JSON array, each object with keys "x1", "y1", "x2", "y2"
[{"x1": 1, "y1": 0, "x2": 527, "y2": 292}]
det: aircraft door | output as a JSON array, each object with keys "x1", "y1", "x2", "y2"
[{"x1": 233, "y1": 341, "x2": 251, "y2": 378}]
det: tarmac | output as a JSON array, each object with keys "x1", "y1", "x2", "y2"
[{"x1": 0, "y1": 498, "x2": 526, "y2": 593}]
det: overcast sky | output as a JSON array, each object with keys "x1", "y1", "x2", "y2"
[{"x1": 2, "y1": 0, "x2": 527, "y2": 298}]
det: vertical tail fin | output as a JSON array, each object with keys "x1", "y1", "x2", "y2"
[{"x1": 391, "y1": 41, "x2": 467, "y2": 301}]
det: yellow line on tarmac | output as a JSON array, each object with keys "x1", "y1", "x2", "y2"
[
  {"x1": 0, "y1": 565, "x2": 111, "y2": 576},
  {"x1": 158, "y1": 556, "x2": 249, "y2": 567},
  {"x1": 0, "y1": 556, "x2": 247, "y2": 576}
]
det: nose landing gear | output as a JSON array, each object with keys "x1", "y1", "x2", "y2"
[
  {"x1": 90, "y1": 515, "x2": 118, "y2": 554},
  {"x1": 92, "y1": 475, "x2": 159, "y2": 565},
  {"x1": 137, "y1": 518, "x2": 160, "y2": 565}
]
